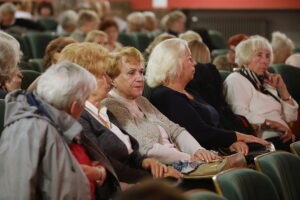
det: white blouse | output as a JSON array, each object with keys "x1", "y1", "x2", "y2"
[
  {"x1": 224, "y1": 72, "x2": 298, "y2": 139},
  {"x1": 85, "y1": 101, "x2": 133, "y2": 154},
  {"x1": 109, "y1": 90, "x2": 204, "y2": 164}
]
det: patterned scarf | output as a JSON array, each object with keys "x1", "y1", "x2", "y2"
[{"x1": 238, "y1": 67, "x2": 280, "y2": 102}]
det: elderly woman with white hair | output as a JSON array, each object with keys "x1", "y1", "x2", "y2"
[
  {"x1": 0, "y1": 31, "x2": 22, "y2": 99},
  {"x1": 224, "y1": 36, "x2": 298, "y2": 151},
  {"x1": 146, "y1": 38, "x2": 268, "y2": 155},
  {"x1": 103, "y1": 46, "x2": 220, "y2": 165}
]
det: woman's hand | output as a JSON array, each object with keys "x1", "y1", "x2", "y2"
[
  {"x1": 265, "y1": 119, "x2": 295, "y2": 143},
  {"x1": 193, "y1": 149, "x2": 221, "y2": 162},
  {"x1": 236, "y1": 132, "x2": 269, "y2": 146},
  {"x1": 163, "y1": 167, "x2": 183, "y2": 179},
  {"x1": 80, "y1": 164, "x2": 107, "y2": 186},
  {"x1": 142, "y1": 158, "x2": 168, "y2": 178},
  {"x1": 229, "y1": 141, "x2": 249, "y2": 155}
]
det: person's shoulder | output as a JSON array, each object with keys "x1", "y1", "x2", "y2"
[{"x1": 151, "y1": 85, "x2": 176, "y2": 98}]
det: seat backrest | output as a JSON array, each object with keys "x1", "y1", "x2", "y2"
[
  {"x1": 29, "y1": 58, "x2": 44, "y2": 73},
  {"x1": 21, "y1": 70, "x2": 41, "y2": 90},
  {"x1": 290, "y1": 141, "x2": 300, "y2": 156},
  {"x1": 208, "y1": 30, "x2": 226, "y2": 49},
  {"x1": 117, "y1": 32, "x2": 139, "y2": 48},
  {"x1": 213, "y1": 168, "x2": 280, "y2": 200},
  {"x1": 8, "y1": 32, "x2": 32, "y2": 60},
  {"x1": 0, "y1": 99, "x2": 5, "y2": 135},
  {"x1": 255, "y1": 151, "x2": 300, "y2": 200},
  {"x1": 218, "y1": 70, "x2": 231, "y2": 82},
  {"x1": 134, "y1": 32, "x2": 151, "y2": 52},
  {"x1": 187, "y1": 191, "x2": 228, "y2": 200},
  {"x1": 36, "y1": 18, "x2": 58, "y2": 31},
  {"x1": 268, "y1": 64, "x2": 300, "y2": 105},
  {"x1": 23, "y1": 32, "x2": 58, "y2": 59}
]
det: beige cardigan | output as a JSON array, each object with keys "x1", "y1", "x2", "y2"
[{"x1": 102, "y1": 95, "x2": 191, "y2": 155}]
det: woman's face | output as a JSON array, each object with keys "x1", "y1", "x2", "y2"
[
  {"x1": 113, "y1": 57, "x2": 144, "y2": 100},
  {"x1": 180, "y1": 48, "x2": 196, "y2": 84},
  {"x1": 247, "y1": 48, "x2": 271, "y2": 75},
  {"x1": 4, "y1": 68, "x2": 22, "y2": 92},
  {"x1": 104, "y1": 26, "x2": 119, "y2": 44},
  {"x1": 91, "y1": 72, "x2": 111, "y2": 102}
]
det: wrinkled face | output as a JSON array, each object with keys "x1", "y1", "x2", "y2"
[
  {"x1": 181, "y1": 48, "x2": 196, "y2": 83},
  {"x1": 113, "y1": 57, "x2": 144, "y2": 100},
  {"x1": 0, "y1": 11, "x2": 15, "y2": 26},
  {"x1": 246, "y1": 48, "x2": 271, "y2": 75},
  {"x1": 91, "y1": 72, "x2": 111, "y2": 101},
  {"x1": 4, "y1": 67, "x2": 22, "y2": 92},
  {"x1": 93, "y1": 35, "x2": 107, "y2": 47},
  {"x1": 104, "y1": 26, "x2": 118, "y2": 43}
]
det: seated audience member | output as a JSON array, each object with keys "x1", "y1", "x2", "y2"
[
  {"x1": 15, "y1": 1, "x2": 33, "y2": 19},
  {"x1": 0, "y1": 61, "x2": 98, "y2": 199},
  {"x1": 57, "y1": 10, "x2": 78, "y2": 35},
  {"x1": 84, "y1": 30, "x2": 108, "y2": 47},
  {"x1": 163, "y1": 10, "x2": 186, "y2": 37},
  {"x1": 100, "y1": 18, "x2": 123, "y2": 51},
  {"x1": 36, "y1": 1, "x2": 54, "y2": 18},
  {"x1": 143, "y1": 11, "x2": 160, "y2": 37},
  {"x1": 285, "y1": 53, "x2": 300, "y2": 68},
  {"x1": 71, "y1": 10, "x2": 100, "y2": 42},
  {"x1": 213, "y1": 34, "x2": 249, "y2": 71},
  {"x1": 58, "y1": 42, "x2": 182, "y2": 183},
  {"x1": 126, "y1": 12, "x2": 145, "y2": 33},
  {"x1": 0, "y1": 2, "x2": 45, "y2": 33},
  {"x1": 102, "y1": 47, "x2": 220, "y2": 165},
  {"x1": 0, "y1": 31, "x2": 22, "y2": 99},
  {"x1": 188, "y1": 39, "x2": 211, "y2": 63},
  {"x1": 179, "y1": 30, "x2": 203, "y2": 43},
  {"x1": 224, "y1": 36, "x2": 298, "y2": 151},
  {"x1": 271, "y1": 31, "x2": 294, "y2": 64},
  {"x1": 146, "y1": 38, "x2": 268, "y2": 154},
  {"x1": 144, "y1": 33, "x2": 175, "y2": 59}
]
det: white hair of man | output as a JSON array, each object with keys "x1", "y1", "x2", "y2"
[
  {"x1": 0, "y1": 31, "x2": 21, "y2": 79},
  {"x1": 36, "y1": 61, "x2": 97, "y2": 110},
  {"x1": 0, "y1": 2, "x2": 16, "y2": 14},
  {"x1": 146, "y1": 38, "x2": 187, "y2": 88},
  {"x1": 235, "y1": 36, "x2": 273, "y2": 67},
  {"x1": 59, "y1": 10, "x2": 79, "y2": 30},
  {"x1": 271, "y1": 31, "x2": 294, "y2": 63}
]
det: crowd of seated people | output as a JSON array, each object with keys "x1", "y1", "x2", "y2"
[{"x1": 0, "y1": 1, "x2": 299, "y2": 199}]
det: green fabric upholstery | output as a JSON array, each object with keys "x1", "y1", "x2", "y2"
[
  {"x1": 29, "y1": 58, "x2": 44, "y2": 73},
  {"x1": 208, "y1": 30, "x2": 226, "y2": 49},
  {"x1": 213, "y1": 168, "x2": 280, "y2": 200},
  {"x1": 187, "y1": 191, "x2": 228, "y2": 200},
  {"x1": 268, "y1": 64, "x2": 300, "y2": 105},
  {"x1": 36, "y1": 18, "x2": 58, "y2": 31},
  {"x1": 24, "y1": 32, "x2": 58, "y2": 59},
  {"x1": 117, "y1": 32, "x2": 139, "y2": 48},
  {"x1": 211, "y1": 49, "x2": 228, "y2": 61},
  {"x1": 8, "y1": 32, "x2": 32, "y2": 60},
  {"x1": 0, "y1": 99, "x2": 5, "y2": 135},
  {"x1": 290, "y1": 141, "x2": 300, "y2": 156},
  {"x1": 21, "y1": 70, "x2": 41, "y2": 90},
  {"x1": 255, "y1": 151, "x2": 300, "y2": 200},
  {"x1": 135, "y1": 32, "x2": 151, "y2": 52},
  {"x1": 218, "y1": 70, "x2": 231, "y2": 82}
]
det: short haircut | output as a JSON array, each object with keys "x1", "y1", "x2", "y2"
[
  {"x1": 165, "y1": 10, "x2": 186, "y2": 30},
  {"x1": 43, "y1": 37, "x2": 76, "y2": 69},
  {"x1": 107, "y1": 47, "x2": 144, "y2": 79},
  {"x1": 58, "y1": 42, "x2": 109, "y2": 77},
  {"x1": 179, "y1": 30, "x2": 202, "y2": 42},
  {"x1": 126, "y1": 12, "x2": 145, "y2": 31},
  {"x1": 145, "y1": 33, "x2": 175, "y2": 56},
  {"x1": 188, "y1": 39, "x2": 211, "y2": 63},
  {"x1": 77, "y1": 10, "x2": 100, "y2": 27},
  {"x1": 99, "y1": 18, "x2": 119, "y2": 31},
  {"x1": 271, "y1": 31, "x2": 294, "y2": 64},
  {"x1": 84, "y1": 30, "x2": 107, "y2": 42},
  {"x1": 36, "y1": 2, "x2": 54, "y2": 16},
  {"x1": 36, "y1": 61, "x2": 96, "y2": 110},
  {"x1": 0, "y1": 2, "x2": 16, "y2": 14},
  {"x1": 227, "y1": 34, "x2": 249, "y2": 48},
  {"x1": 59, "y1": 10, "x2": 78, "y2": 29},
  {"x1": 0, "y1": 31, "x2": 20, "y2": 82},
  {"x1": 235, "y1": 36, "x2": 273, "y2": 67},
  {"x1": 146, "y1": 38, "x2": 187, "y2": 88}
]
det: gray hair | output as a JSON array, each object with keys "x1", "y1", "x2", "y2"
[
  {"x1": 235, "y1": 36, "x2": 273, "y2": 67},
  {"x1": 36, "y1": 61, "x2": 97, "y2": 110},
  {"x1": 59, "y1": 10, "x2": 78, "y2": 29},
  {"x1": 0, "y1": 31, "x2": 21, "y2": 81},
  {"x1": 77, "y1": 10, "x2": 100, "y2": 27},
  {"x1": 0, "y1": 2, "x2": 16, "y2": 14},
  {"x1": 271, "y1": 31, "x2": 294, "y2": 64},
  {"x1": 146, "y1": 38, "x2": 187, "y2": 88}
]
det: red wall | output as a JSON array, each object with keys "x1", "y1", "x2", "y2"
[{"x1": 131, "y1": 0, "x2": 300, "y2": 10}]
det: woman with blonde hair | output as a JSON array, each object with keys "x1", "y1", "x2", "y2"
[
  {"x1": 188, "y1": 39, "x2": 211, "y2": 63},
  {"x1": 145, "y1": 33, "x2": 175, "y2": 58}
]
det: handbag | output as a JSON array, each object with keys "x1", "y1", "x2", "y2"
[{"x1": 184, "y1": 153, "x2": 247, "y2": 179}]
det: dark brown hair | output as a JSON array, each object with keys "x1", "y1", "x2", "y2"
[{"x1": 100, "y1": 18, "x2": 119, "y2": 31}]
